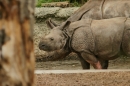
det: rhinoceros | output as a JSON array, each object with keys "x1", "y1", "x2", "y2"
[
  {"x1": 39, "y1": 0, "x2": 130, "y2": 69},
  {"x1": 39, "y1": 17, "x2": 130, "y2": 69},
  {"x1": 67, "y1": 0, "x2": 130, "y2": 21}
]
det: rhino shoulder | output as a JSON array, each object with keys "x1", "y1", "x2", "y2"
[
  {"x1": 71, "y1": 26, "x2": 95, "y2": 53},
  {"x1": 66, "y1": 18, "x2": 92, "y2": 37}
]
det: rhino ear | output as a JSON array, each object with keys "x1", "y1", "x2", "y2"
[
  {"x1": 49, "y1": 19, "x2": 59, "y2": 27},
  {"x1": 46, "y1": 18, "x2": 57, "y2": 29},
  {"x1": 60, "y1": 21, "x2": 71, "y2": 30}
]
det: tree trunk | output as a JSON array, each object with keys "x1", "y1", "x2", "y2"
[{"x1": 0, "y1": 0, "x2": 35, "y2": 86}]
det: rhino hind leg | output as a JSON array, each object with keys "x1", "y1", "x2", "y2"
[
  {"x1": 80, "y1": 52, "x2": 102, "y2": 69},
  {"x1": 98, "y1": 59, "x2": 109, "y2": 69},
  {"x1": 78, "y1": 54, "x2": 108, "y2": 69},
  {"x1": 122, "y1": 30, "x2": 130, "y2": 56}
]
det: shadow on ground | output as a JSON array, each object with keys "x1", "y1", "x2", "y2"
[{"x1": 35, "y1": 57, "x2": 130, "y2": 70}]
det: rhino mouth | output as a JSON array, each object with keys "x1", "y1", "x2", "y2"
[
  {"x1": 39, "y1": 45, "x2": 52, "y2": 51},
  {"x1": 39, "y1": 42, "x2": 58, "y2": 51}
]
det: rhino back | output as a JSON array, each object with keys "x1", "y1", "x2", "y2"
[
  {"x1": 81, "y1": 0, "x2": 103, "y2": 20},
  {"x1": 67, "y1": 0, "x2": 104, "y2": 21},
  {"x1": 91, "y1": 17, "x2": 127, "y2": 59},
  {"x1": 103, "y1": 0, "x2": 130, "y2": 18},
  {"x1": 67, "y1": 0, "x2": 130, "y2": 22}
]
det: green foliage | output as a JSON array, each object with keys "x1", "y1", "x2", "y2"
[
  {"x1": 36, "y1": 0, "x2": 69, "y2": 7},
  {"x1": 36, "y1": 0, "x2": 87, "y2": 7},
  {"x1": 36, "y1": 1, "x2": 42, "y2": 7},
  {"x1": 70, "y1": 1, "x2": 81, "y2": 7}
]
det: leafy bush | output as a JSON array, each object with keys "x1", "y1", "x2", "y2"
[
  {"x1": 36, "y1": 0, "x2": 87, "y2": 7},
  {"x1": 36, "y1": 0, "x2": 69, "y2": 7}
]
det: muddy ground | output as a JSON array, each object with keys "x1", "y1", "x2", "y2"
[{"x1": 35, "y1": 57, "x2": 130, "y2": 70}]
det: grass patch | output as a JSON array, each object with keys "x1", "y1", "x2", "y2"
[
  {"x1": 36, "y1": 0, "x2": 84, "y2": 7},
  {"x1": 36, "y1": 0, "x2": 69, "y2": 7}
]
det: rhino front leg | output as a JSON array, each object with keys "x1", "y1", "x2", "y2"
[
  {"x1": 78, "y1": 54, "x2": 90, "y2": 69},
  {"x1": 81, "y1": 52, "x2": 102, "y2": 69}
]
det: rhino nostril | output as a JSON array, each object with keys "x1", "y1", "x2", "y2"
[
  {"x1": 41, "y1": 44, "x2": 45, "y2": 47},
  {"x1": 39, "y1": 42, "x2": 45, "y2": 48}
]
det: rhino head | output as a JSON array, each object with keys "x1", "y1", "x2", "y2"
[{"x1": 39, "y1": 19, "x2": 71, "y2": 52}]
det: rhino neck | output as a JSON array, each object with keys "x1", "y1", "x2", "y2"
[
  {"x1": 62, "y1": 19, "x2": 93, "y2": 52},
  {"x1": 62, "y1": 30, "x2": 73, "y2": 52}
]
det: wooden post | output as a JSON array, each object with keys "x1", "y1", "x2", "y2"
[{"x1": 0, "y1": 0, "x2": 35, "y2": 86}]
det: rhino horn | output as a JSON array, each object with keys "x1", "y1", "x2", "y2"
[{"x1": 46, "y1": 18, "x2": 58, "y2": 29}]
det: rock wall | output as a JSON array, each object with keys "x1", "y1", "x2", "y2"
[{"x1": 34, "y1": 7, "x2": 79, "y2": 60}]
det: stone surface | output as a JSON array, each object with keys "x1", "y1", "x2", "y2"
[
  {"x1": 56, "y1": 7, "x2": 79, "y2": 18},
  {"x1": 35, "y1": 57, "x2": 130, "y2": 70},
  {"x1": 35, "y1": 7, "x2": 79, "y2": 18},
  {"x1": 35, "y1": 70, "x2": 130, "y2": 86},
  {"x1": 35, "y1": 7, "x2": 61, "y2": 18}
]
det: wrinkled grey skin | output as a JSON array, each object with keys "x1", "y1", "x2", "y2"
[
  {"x1": 39, "y1": 17, "x2": 130, "y2": 69},
  {"x1": 67, "y1": 0, "x2": 130, "y2": 21},
  {"x1": 39, "y1": 0, "x2": 130, "y2": 69}
]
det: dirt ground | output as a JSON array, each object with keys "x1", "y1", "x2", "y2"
[{"x1": 35, "y1": 57, "x2": 130, "y2": 70}]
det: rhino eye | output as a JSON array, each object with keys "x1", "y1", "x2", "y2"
[{"x1": 50, "y1": 37, "x2": 54, "y2": 41}]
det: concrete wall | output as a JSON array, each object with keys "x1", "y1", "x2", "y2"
[
  {"x1": 34, "y1": 7, "x2": 79, "y2": 60},
  {"x1": 35, "y1": 70, "x2": 130, "y2": 86}
]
